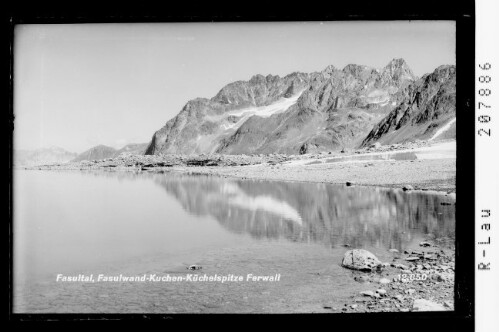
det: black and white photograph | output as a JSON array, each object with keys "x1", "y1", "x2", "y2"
[{"x1": 9, "y1": 15, "x2": 471, "y2": 319}]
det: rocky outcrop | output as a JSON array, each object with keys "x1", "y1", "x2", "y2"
[
  {"x1": 146, "y1": 59, "x2": 421, "y2": 155},
  {"x1": 361, "y1": 65, "x2": 456, "y2": 146}
]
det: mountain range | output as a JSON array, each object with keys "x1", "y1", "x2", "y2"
[
  {"x1": 71, "y1": 143, "x2": 149, "y2": 162},
  {"x1": 145, "y1": 59, "x2": 456, "y2": 155},
  {"x1": 361, "y1": 65, "x2": 456, "y2": 146},
  {"x1": 14, "y1": 143, "x2": 150, "y2": 165},
  {"x1": 14, "y1": 146, "x2": 77, "y2": 166},
  {"x1": 16, "y1": 59, "x2": 456, "y2": 165}
]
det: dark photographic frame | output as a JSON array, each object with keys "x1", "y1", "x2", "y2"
[{"x1": 7, "y1": 1, "x2": 475, "y2": 329}]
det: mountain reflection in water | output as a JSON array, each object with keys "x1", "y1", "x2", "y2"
[{"x1": 141, "y1": 172, "x2": 454, "y2": 250}]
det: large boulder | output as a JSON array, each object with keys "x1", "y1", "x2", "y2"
[{"x1": 341, "y1": 249, "x2": 382, "y2": 271}]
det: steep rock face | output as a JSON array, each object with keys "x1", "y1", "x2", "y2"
[
  {"x1": 145, "y1": 72, "x2": 310, "y2": 155},
  {"x1": 145, "y1": 59, "x2": 421, "y2": 155},
  {"x1": 361, "y1": 65, "x2": 456, "y2": 146},
  {"x1": 14, "y1": 147, "x2": 77, "y2": 166}
]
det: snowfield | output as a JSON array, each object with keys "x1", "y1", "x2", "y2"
[{"x1": 220, "y1": 90, "x2": 305, "y2": 131}]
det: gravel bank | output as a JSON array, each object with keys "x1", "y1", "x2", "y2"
[{"x1": 180, "y1": 158, "x2": 455, "y2": 192}]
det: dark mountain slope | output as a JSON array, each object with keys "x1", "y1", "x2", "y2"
[{"x1": 361, "y1": 65, "x2": 456, "y2": 146}]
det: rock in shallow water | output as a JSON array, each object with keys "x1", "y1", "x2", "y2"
[
  {"x1": 187, "y1": 265, "x2": 202, "y2": 270},
  {"x1": 342, "y1": 249, "x2": 381, "y2": 271}
]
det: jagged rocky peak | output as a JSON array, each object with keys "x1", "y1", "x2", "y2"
[
  {"x1": 321, "y1": 64, "x2": 337, "y2": 76},
  {"x1": 285, "y1": 71, "x2": 308, "y2": 79},
  {"x1": 249, "y1": 74, "x2": 267, "y2": 84},
  {"x1": 264, "y1": 74, "x2": 281, "y2": 83},
  {"x1": 323, "y1": 64, "x2": 336, "y2": 71},
  {"x1": 382, "y1": 58, "x2": 417, "y2": 82},
  {"x1": 385, "y1": 57, "x2": 409, "y2": 69},
  {"x1": 424, "y1": 64, "x2": 455, "y2": 82},
  {"x1": 210, "y1": 71, "x2": 309, "y2": 108},
  {"x1": 361, "y1": 64, "x2": 456, "y2": 147},
  {"x1": 342, "y1": 64, "x2": 374, "y2": 76},
  {"x1": 211, "y1": 82, "x2": 242, "y2": 106}
]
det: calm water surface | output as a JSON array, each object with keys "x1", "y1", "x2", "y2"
[{"x1": 13, "y1": 170, "x2": 455, "y2": 313}]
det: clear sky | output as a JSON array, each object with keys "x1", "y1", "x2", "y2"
[{"x1": 14, "y1": 21, "x2": 455, "y2": 153}]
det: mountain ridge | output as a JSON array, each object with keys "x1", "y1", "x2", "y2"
[
  {"x1": 146, "y1": 58, "x2": 441, "y2": 155},
  {"x1": 361, "y1": 64, "x2": 456, "y2": 146},
  {"x1": 72, "y1": 143, "x2": 149, "y2": 162}
]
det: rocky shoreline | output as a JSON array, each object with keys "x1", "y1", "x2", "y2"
[
  {"x1": 20, "y1": 140, "x2": 455, "y2": 193},
  {"x1": 335, "y1": 234, "x2": 455, "y2": 313}
]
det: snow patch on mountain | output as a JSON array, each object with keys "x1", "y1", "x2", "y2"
[
  {"x1": 220, "y1": 90, "x2": 304, "y2": 131},
  {"x1": 429, "y1": 118, "x2": 456, "y2": 141}
]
